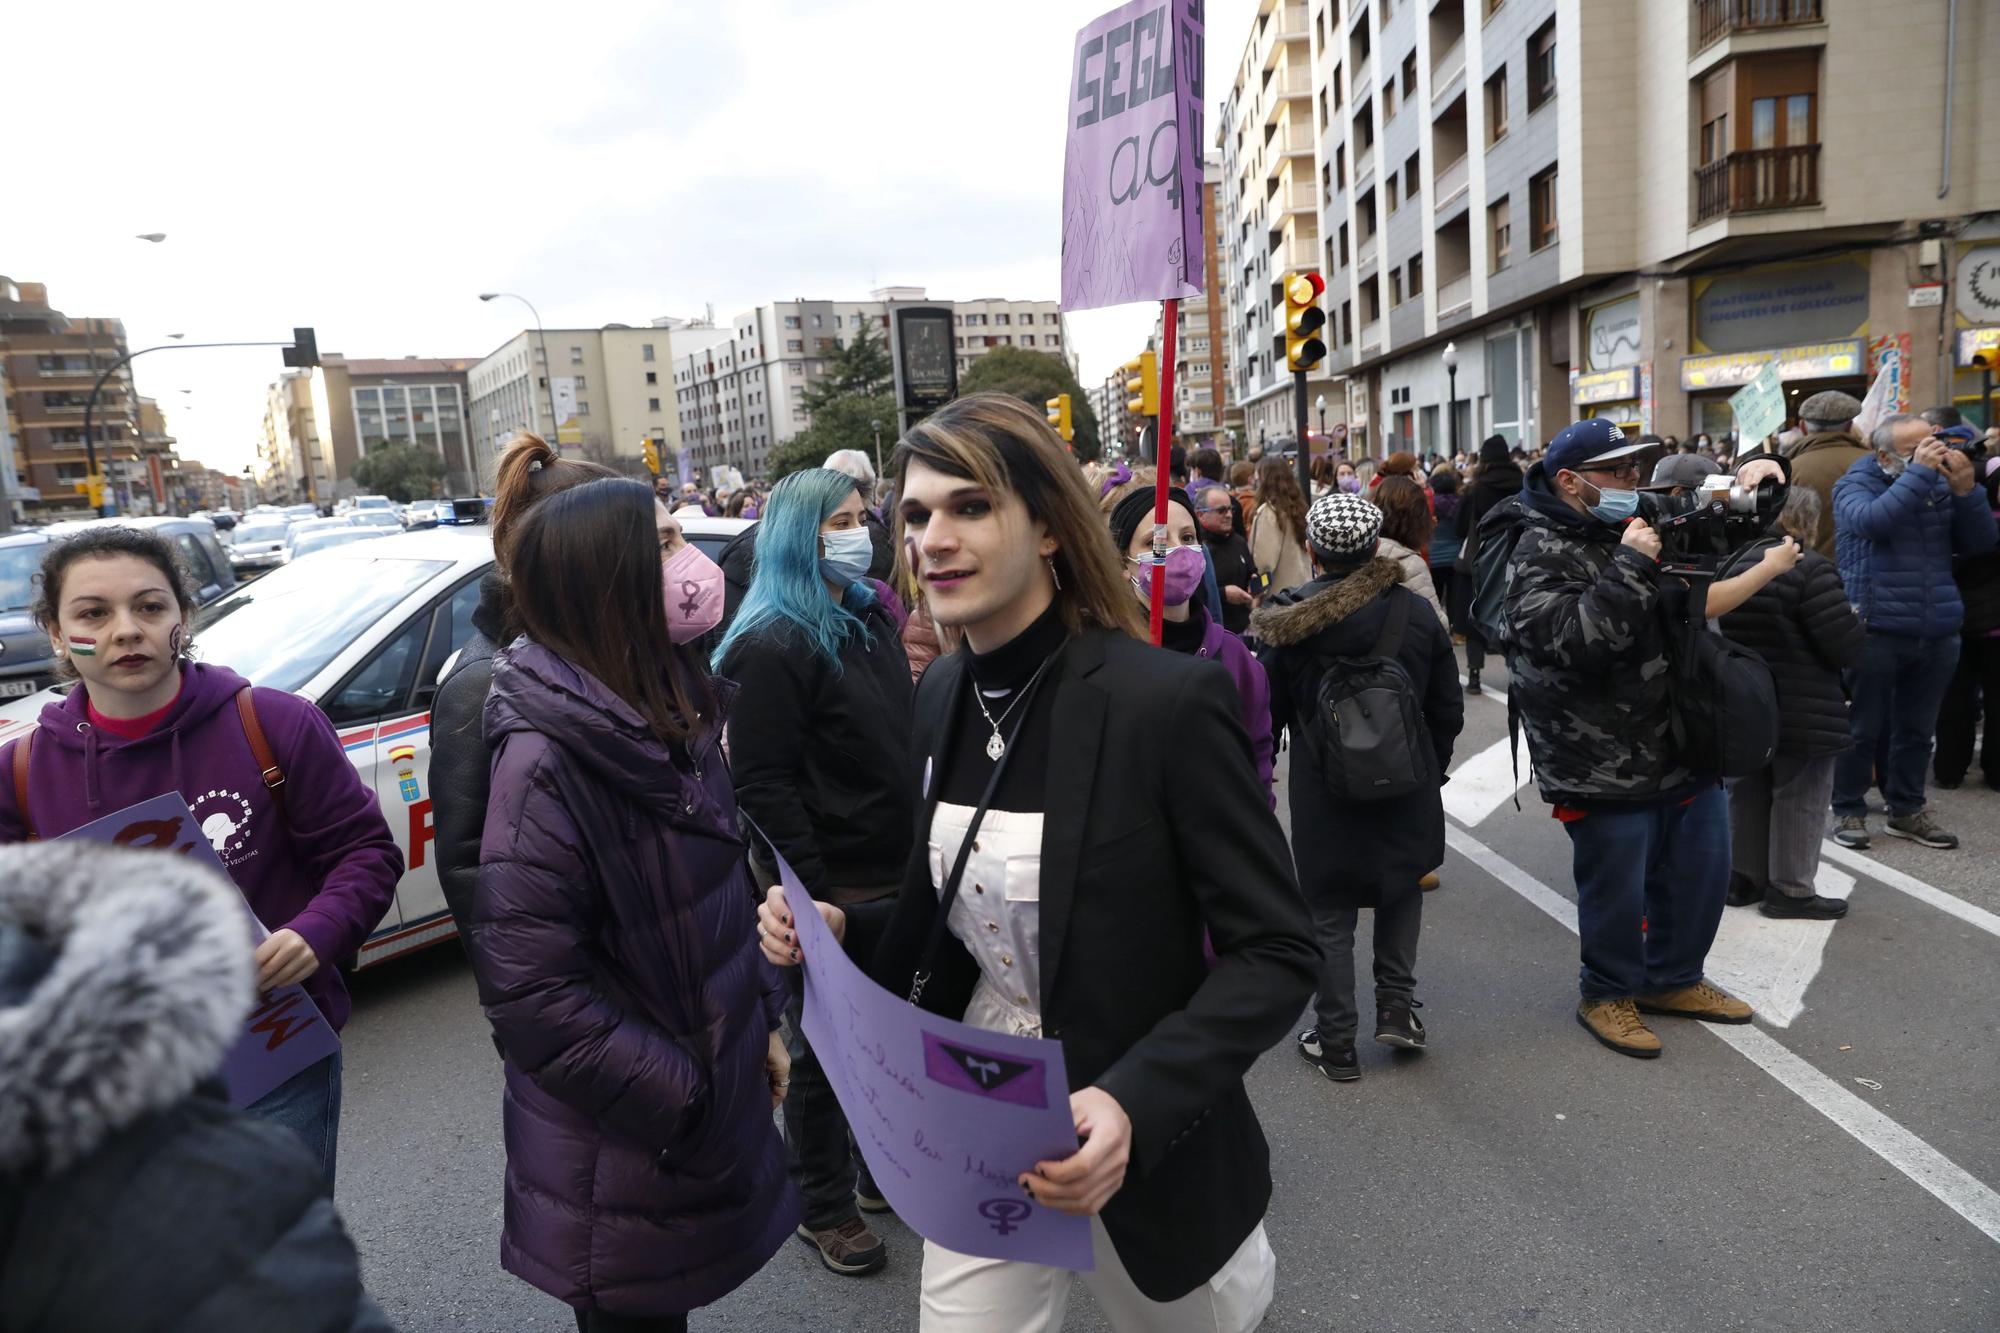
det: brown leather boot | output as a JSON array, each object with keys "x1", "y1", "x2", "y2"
[
  {"x1": 1576, "y1": 998, "x2": 1662, "y2": 1059},
  {"x1": 1638, "y1": 979, "x2": 1753, "y2": 1024}
]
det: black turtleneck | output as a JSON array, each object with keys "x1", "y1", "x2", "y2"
[
  {"x1": 1159, "y1": 606, "x2": 1207, "y2": 655},
  {"x1": 937, "y1": 600, "x2": 1068, "y2": 812}
]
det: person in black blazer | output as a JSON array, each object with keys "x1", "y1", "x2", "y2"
[{"x1": 757, "y1": 394, "x2": 1317, "y2": 1332}]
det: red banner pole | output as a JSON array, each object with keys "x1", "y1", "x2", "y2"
[{"x1": 1150, "y1": 297, "x2": 1179, "y2": 646}]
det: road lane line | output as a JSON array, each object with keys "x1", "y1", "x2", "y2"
[
  {"x1": 1702, "y1": 864, "x2": 1854, "y2": 1028},
  {"x1": 1442, "y1": 823, "x2": 2000, "y2": 1246},
  {"x1": 1819, "y1": 841, "x2": 2000, "y2": 941},
  {"x1": 1441, "y1": 733, "x2": 1535, "y2": 827}
]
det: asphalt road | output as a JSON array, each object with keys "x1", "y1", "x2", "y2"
[{"x1": 337, "y1": 664, "x2": 2000, "y2": 1331}]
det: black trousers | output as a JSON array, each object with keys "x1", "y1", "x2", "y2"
[
  {"x1": 1934, "y1": 633, "x2": 2000, "y2": 784},
  {"x1": 782, "y1": 997, "x2": 875, "y2": 1230},
  {"x1": 1307, "y1": 880, "x2": 1423, "y2": 1045},
  {"x1": 1464, "y1": 627, "x2": 1489, "y2": 678},
  {"x1": 575, "y1": 1308, "x2": 687, "y2": 1333}
]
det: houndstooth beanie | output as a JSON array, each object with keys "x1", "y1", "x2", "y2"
[{"x1": 1306, "y1": 492, "x2": 1382, "y2": 563}]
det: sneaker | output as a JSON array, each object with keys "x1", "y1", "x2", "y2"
[
  {"x1": 1885, "y1": 810, "x2": 1958, "y2": 849},
  {"x1": 1419, "y1": 871, "x2": 1441, "y2": 892},
  {"x1": 855, "y1": 1188, "x2": 893, "y2": 1215},
  {"x1": 1375, "y1": 1002, "x2": 1427, "y2": 1050},
  {"x1": 1463, "y1": 671, "x2": 1482, "y2": 695},
  {"x1": 1576, "y1": 998, "x2": 1661, "y2": 1059},
  {"x1": 1298, "y1": 1028, "x2": 1359, "y2": 1081},
  {"x1": 1831, "y1": 815, "x2": 1871, "y2": 849},
  {"x1": 1759, "y1": 891, "x2": 1849, "y2": 921},
  {"x1": 1725, "y1": 873, "x2": 1764, "y2": 908},
  {"x1": 796, "y1": 1218, "x2": 888, "y2": 1275},
  {"x1": 1637, "y1": 978, "x2": 1753, "y2": 1024}
]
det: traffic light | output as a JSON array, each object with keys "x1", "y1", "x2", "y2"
[
  {"x1": 282, "y1": 327, "x2": 320, "y2": 369},
  {"x1": 642, "y1": 439, "x2": 662, "y2": 475},
  {"x1": 1045, "y1": 393, "x2": 1074, "y2": 443},
  {"x1": 72, "y1": 474, "x2": 107, "y2": 508},
  {"x1": 1123, "y1": 351, "x2": 1159, "y2": 417},
  {"x1": 1283, "y1": 272, "x2": 1327, "y2": 373}
]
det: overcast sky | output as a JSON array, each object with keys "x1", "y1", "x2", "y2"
[{"x1": 7, "y1": 0, "x2": 1257, "y2": 478}]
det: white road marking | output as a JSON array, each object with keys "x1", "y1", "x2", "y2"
[
  {"x1": 1819, "y1": 841, "x2": 2000, "y2": 941},
  {"x1": 1442, "y1": 824, "x2": 2000, "y2": 1246},
  {"x1": 1442, "y1": 733, "x2": 1535, "y2": 827},
  {"x1": 1703, "y1": 865, "x2": 1854, "y2": 1028}
]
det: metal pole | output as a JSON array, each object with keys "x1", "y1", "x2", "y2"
[
  {"x1": 1294, "y1": 369, "x2": 1310, "y2": 499},
  {"x1": 1150, "y1": 298, "x2": 1179, "y2": 646},
  {"x1": 1448, "y1": 364, "x2": 1459, "y2": 461}
]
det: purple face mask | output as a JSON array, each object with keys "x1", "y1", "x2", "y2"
[
  {"x1": 1339, "y1": 475, "x2": 1362, "y2": 493},
  {"x1": 1129, "y1": 543, "x2": 1207, "y2": 606}
]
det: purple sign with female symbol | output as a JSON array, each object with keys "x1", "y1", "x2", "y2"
[{"x1": 775, "y1": 847, "x2": 1092, "y2": 1271}]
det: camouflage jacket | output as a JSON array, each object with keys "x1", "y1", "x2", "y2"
[{"x1": 1503, "y1": 466, "x2": 1693, "y2": 805}]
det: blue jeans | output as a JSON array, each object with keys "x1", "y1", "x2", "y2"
[
  {"x1": 1832, "y1": 632, "x2": 1960, "y2": 818},
  {"x1": 1563, "y1": 786, "x2": 1730, "y2": 1001},
  {"x1": 248, "y1": 1049, "x2": 343, "y2": 1188}
]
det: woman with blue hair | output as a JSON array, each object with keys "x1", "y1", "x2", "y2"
[{"x1": 714, "y1": 466, "x2": 915, "y2": 1279}]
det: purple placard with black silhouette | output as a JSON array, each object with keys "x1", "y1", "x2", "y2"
[
  {"x1": 774, "y1": 846, "x2": 1091, "y2": 1270},
  {"x1": 59, "y1": 794, "x2": 340, "y2": 1108}
]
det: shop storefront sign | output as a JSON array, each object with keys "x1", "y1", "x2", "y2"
[
  {"x1": 1573, "y1": 367, "x2": 1639, "y2": 405},
  {"x1": 1680, "y1": 339, "x2": 1865, "y2": 391},
  {"x1": 1584, "y1": 296, "x2": 1641, "y2": 372},
  {"x1": 1955, "y1": 247, "x2": 2000, "y2": 325},
  {"x1": 1692, "y1": 255, "x2": 1870, "y2": 354},
  {"x1": 1956, "y1": 327, "x2": 2000, "y2": 368}
]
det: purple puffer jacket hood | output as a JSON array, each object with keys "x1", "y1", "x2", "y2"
[
  {"x1": 0, "y1": 662, "x2": 402, "y2": 1032},
  {"x1": 467, "y1": 639, "x2": 796, "y2": 1317},
  {"x1": 1194, "y1": 609, "x2": 1277, "y2": 807}
]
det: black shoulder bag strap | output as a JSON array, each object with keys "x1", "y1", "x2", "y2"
[
  {"x1": 1372, "y1": 587, "x2": 1410, "y2": 659},
  {"x1": 908, "y1": 646, "x2": 1063, "y2": 1006}
]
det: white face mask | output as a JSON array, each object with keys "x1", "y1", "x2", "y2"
[
  {"x1": 820, "y1": 526, "x2": 874, "y2": 583},
  {"x1": 1879, "y1": 451, "x2": 1907, "y2": 479}
]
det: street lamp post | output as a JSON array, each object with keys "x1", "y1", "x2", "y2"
[
  {"x1": 1443, "y1": 341, "x2": 1460, "y2": 463},
  {"x1": 479, "y1": 292, "x2": 560, "y2": 448},
  {"x1": 870, "y1": 418, "x2": 883, "y2": 482},
  {"x1": 1315, "y1": 394, "x2": 1327, "y2": 454}
]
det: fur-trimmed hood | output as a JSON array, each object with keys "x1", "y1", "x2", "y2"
[
  {"x1": 0, "y1": 842, "x2": 253, "y2": 1175},
  {"x1": 1250, "y1": 556, "x2": 1400, "y2": 646}
]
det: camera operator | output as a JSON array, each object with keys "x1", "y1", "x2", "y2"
[
  {"x1": 1505, "y1": 419, "x2": 1784, "y2": 1060},
  {"x1": 1828, "y1": 413, "x2": 1999, "y2": 851}
]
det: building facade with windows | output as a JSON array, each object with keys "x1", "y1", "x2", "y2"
[
  {"x1": 1287, "y1": 0, "x2": 2000, "y2": 461},
  {"x1": 0, "y1": 278, "x2": 145, "y2": 514},
  {"x1": 1174, "y1": 154, "x2": 1237, "y2": 447}
]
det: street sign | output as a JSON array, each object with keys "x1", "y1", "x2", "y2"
[
  {"x1": 1728, "y1": 362, "x2": 1786, "y2": 444},
  {"x1": 1060, "y1": 0, "x2": 1205, "y2": 312}
]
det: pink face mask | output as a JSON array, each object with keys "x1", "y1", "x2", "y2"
[
  {"x1": 1129, "y1": 543, "x2": 1208, "y2": 607},
  {"x1": 663, "y1": 542, "x2": 724, "y2": 644}
]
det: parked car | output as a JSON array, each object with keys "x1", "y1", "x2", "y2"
[
  {"x1": 281, "y1": 516, "x2": 358, "y2": 561},
  {"x1": 401, "y1": 500, "x2": 443, "y2": 530},
  {"x1": 0, "y1": 516, "x2": 237, "y2": 701},
  {"x1": 227, "y1": 517, "x2": 296, "y2": 573},
  {"x1": 0, "y1": 516, "x2": 754, "y2": 968},
  {"x1": 288, "y1": 526, "x2": 389, "y2": 561},
  {"x1": 349, "y1": 510, "x2": 403, "y2": 531}
]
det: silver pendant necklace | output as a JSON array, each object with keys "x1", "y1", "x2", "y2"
[{"x1": 971, "y1": 652, "x2": 1058, "y2": 761}]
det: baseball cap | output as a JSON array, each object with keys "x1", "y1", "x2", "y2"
[
  {"x1": 1647, "y1": 453, "x2": 1721, "y2": 491},
  {"x1": 1544, "y1": 418, "x2": 1650, "y2": 477}
]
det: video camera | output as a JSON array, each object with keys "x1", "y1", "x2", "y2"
[{"x1": 1644, "y1": 473, "x2": 1784, "y2": 576}]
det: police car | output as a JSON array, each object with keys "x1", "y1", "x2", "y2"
[{"x1": 0, "y1": 515, "x2": 752, "y2": 969}]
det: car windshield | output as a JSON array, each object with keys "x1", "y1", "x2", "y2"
[
  {"x1": 194, "y1": 555, "x2": 451, "y2": 692},
  {"x1": 292, "y1": 529, "x2": 383, "y2": 557},
  {"x1": 0, "y1": 543, "x2": 46, "y2": 612},
  {"x1": 235, "y1": 523, "x2": 290, "y2": 544}
]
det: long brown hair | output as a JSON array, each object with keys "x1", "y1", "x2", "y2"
[
  {"x1": 1253, "y1": 457, "x2": 1307, "y2": 545},
  {"x1": 509, "y1": 478, "x2": 714, "y2": 743},
  {"x1": 490, "y1": 432, "x2": 618, "y2": 573},
  {"x1": 890, "y1": 393, "x2": 1144, "y2": 641},
  {"x1": 1374, "y1": 474, "x2": 1435, "y2": 551}
]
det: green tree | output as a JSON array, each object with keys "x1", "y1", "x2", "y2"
[
  {"x1": 801, "y1": 317, "x2": 894, "y2": 413},
  {"x1": 957, "y1": 346, "x2": 1103, "y2": 461},
  {"x1": 767, "y1": 391, "x2": 899, "y2": 482},
  {"x1": 349, "y1": 443, "x2": 445, "y2": 503}
]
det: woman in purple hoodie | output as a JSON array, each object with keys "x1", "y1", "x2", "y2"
[
  {"x1": 1107, "y1": 488, "x2": 1275, "y2": 805},
  {"x1": 0, "y1": 525, "x2": 402, "y2": 1183}
]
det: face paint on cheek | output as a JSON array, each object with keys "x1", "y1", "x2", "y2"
[
  {"x1": 169, "y1": 625, "x2": 184, "y2": 656},
  {"x1": 67, "y1": 637, "x2": 97, "y2": 658}
]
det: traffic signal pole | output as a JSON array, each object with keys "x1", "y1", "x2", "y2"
[
  {"x1": 1149, "y1": 298, "x2": 1178, "y2": 647},
  {"x1": 1294, "y1": 369, "x2": 1311, "y2": 499}
]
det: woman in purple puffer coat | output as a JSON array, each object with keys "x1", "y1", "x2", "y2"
[{"x1": 467, "y1": 477, "x2": 798, "y2": 1333}]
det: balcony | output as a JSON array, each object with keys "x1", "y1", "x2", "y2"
[
  {"x1": 1360, "y1": 320, "x2": 1383, "y2": 353},
  {"x1": 1430, "y1": 37, "x2": 1466, "y2": 108},
  {"x1": 1433, "y1": 154, "x2": 1469, "y2": 210},
  {"x1": 1437, "y1": 274, "x2": 1473, "y2": 318},
  {"x1": 1695, "y1": 0, "x2": 1823, "y2": 51},
  {"x1": 1358, "y1": 232, "x2": 1379, "y2": 268},
  {"x1": 1693, "y1": 144, "x2": 1820, "y2": 222},
  {"x1": 1273, "y1": 122, "x2": 1316, "y2": 158}
]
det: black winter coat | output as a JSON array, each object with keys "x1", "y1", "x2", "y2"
[
  {"x1": 1956, "y1": 538, "x2": 2000, "y2": 638},
  {"x1": 430, "y1": 573, "x2": 505, "y2": 941},
  {"x1": 721, "y1": 600, "x2": 915, "y2": 898},
  {"x1": 1455, "y1": 458, "x2": 1525, "y2": 549},
  {"x1": 1253, "y1": 558, "x2": 1464, "y2": 907},
  {"x1": 1717, "y1": 542, "x2": 1866, "y2": 758},
  {"x1": 0, "y1": 843, "x2": 393, "y2": 1333}
]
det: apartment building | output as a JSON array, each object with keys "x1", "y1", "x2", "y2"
[
  {"x1": 1222, "y1": 1, "x2": 1344, "y2": 450},
  {"x1": 0, "y1": 278, "x2": 143, "y2": 513},
  {"x1": 674, "y1": 290, "x2": 1071, "y2": 481},
  {"x1": 262, "y1": 354, "x2": 479, "y2": 502},
  {"x1": 1301, "y1": 0, "x2": 2000, "y2": 459},
  {"x1": 261, "y1": 370, "x2": 325, "y2": 503},
  {"x1": 1174, "y1": 154, "x2": 1237, "y2": 447}
]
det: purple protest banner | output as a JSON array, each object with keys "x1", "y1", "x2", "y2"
[
  {"x1": 1061, "y1": 0, "x2": 1206, "y2": 313},
  {"x1": 58, "y1": 793, "x2": 340, "y2": 1108},
  {"x1": 777, "y1": 850, "x2": 1092, "y2": 1271}
]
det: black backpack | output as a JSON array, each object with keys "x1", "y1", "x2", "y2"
[
  {"x1": 1467, "y1": 495, "x2": 1528, "y2": 650},
  {"x1": 1664, "y1": 578, "x2": 1780, "y2": 778},
  {"x1": 1303, "y1": 591, "x2": 1432, "y2": 802}
]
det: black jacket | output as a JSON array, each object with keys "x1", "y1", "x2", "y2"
[
  {"x1": 846, "y1": 630, "x2": 1318, "y2": 1303},
  {"x1": 1253, "y1": 558, "x2": 1464, "y2": 908},
  {"x1": 430, "y1": 573, "x2": 505, "y2": 940},
  {"x1": 1717, "y1": 543, "x2": 1866, "y2": 758},
  {"x1": 1201, "y1": 524, "x2": 1256, "y2": 635},
  {"x1": 0, "y1": 843, "x2": 394, "y2": 1333},
  {"x1": 722, "y1": 600, "x2": 916, "y2": 898},
  {"x1": 1455, "y1": 457, "x2": 1525, "y2": 548},
  {"x1": 1957, "y1": 540, "x2": 2000, "y2": 638}
]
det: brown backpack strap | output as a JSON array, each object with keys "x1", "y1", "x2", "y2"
[
  {"x1": 11, "y1": 732, "x2": 34, "y2": 842},
  {"x1": 235, "y1": 687, "x2": 288, "y2": 825}
]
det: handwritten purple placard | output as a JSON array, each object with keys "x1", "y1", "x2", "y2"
[
  {"x1": 59, "y1": 793, "x2": 340, "y2": 1108},
  {"x1": 776, "y1": 850, "x2": 1091, "y2": 1270},
  {"x1": 1061, "y1": 0, "x2": 1206, "y2": 313}
]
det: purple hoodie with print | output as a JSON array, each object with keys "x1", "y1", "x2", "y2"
[{"x1": 0, "y1": 661, "x2": 403, "y2": 1032}]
